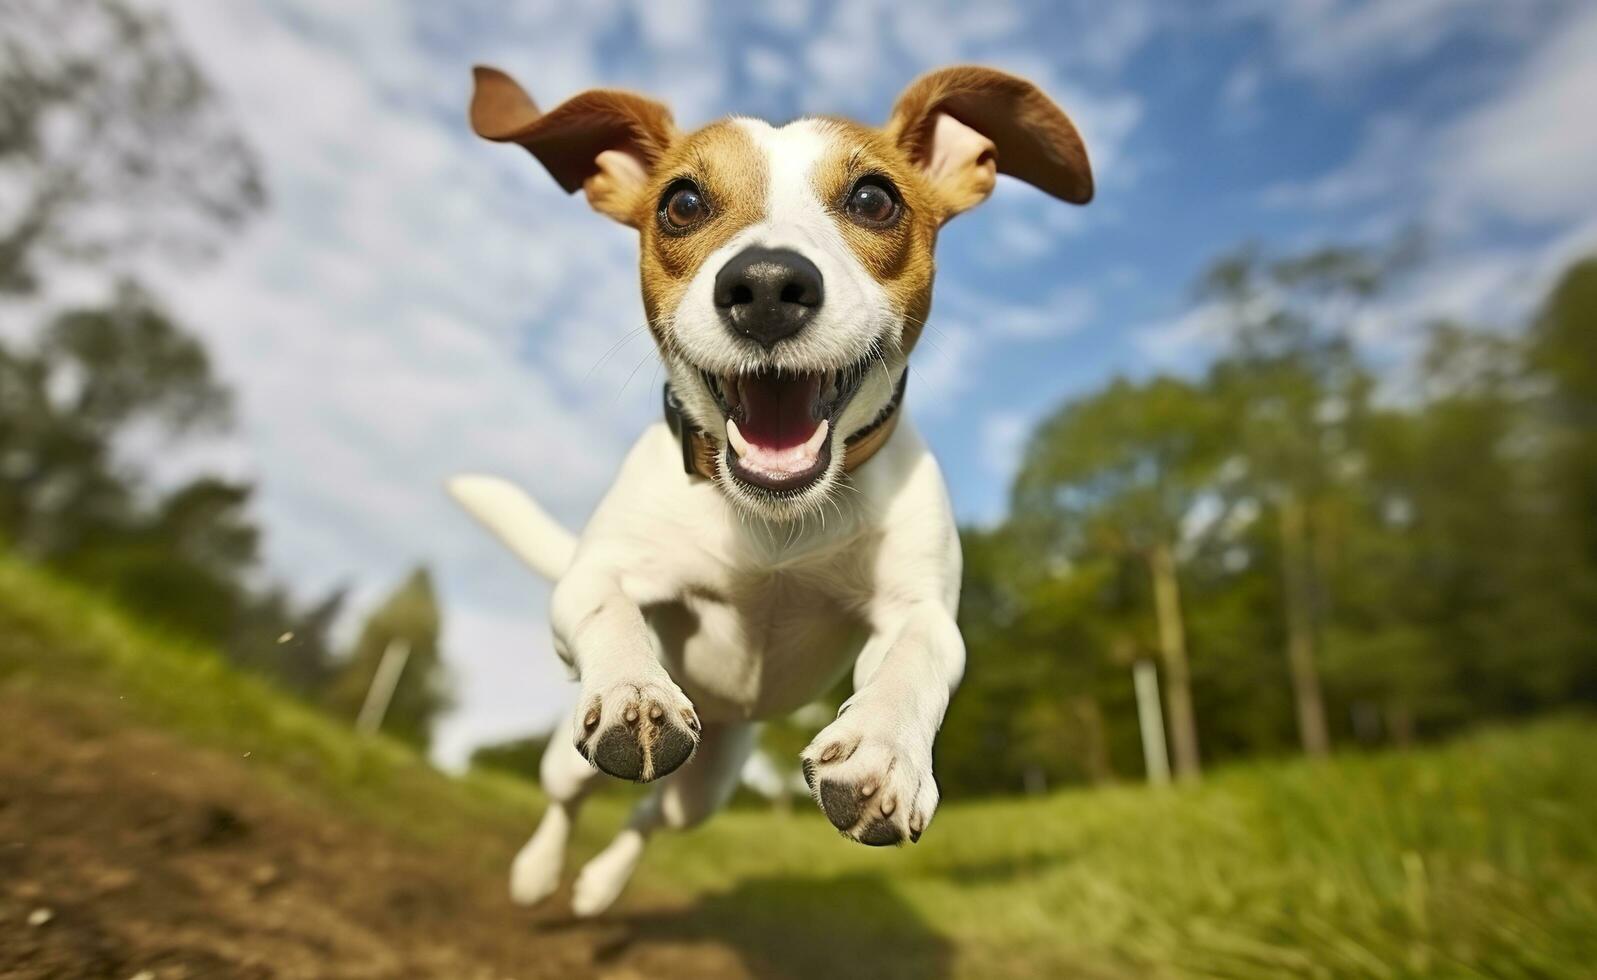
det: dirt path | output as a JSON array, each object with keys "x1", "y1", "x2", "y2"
[{"x1": 0, "y1": 693, "x2": 752, "y2": 980}]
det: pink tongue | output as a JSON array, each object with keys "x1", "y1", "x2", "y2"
[{"x1": 740, "y1": 374, "x2": 821, "y2": 449}]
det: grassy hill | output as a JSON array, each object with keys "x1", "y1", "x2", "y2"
[{"x1": 2, "y1": 551, "x2": 1594, "y2": 978}]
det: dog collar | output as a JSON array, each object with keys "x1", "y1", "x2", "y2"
[{"x1": 663, "y1": 373, "x2": 906, "y2": 482}]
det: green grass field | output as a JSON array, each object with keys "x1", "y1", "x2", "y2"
[{"x1": 2, "y1": 552, "x2": 1594, "y2": 979}]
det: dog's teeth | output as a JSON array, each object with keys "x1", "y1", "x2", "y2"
[
  {"x1": 804, "y1": 419, "x2": 830, "y2": 455},
  {"x1": 726, "y1": 418, "x2": 751, "y2": 459}
]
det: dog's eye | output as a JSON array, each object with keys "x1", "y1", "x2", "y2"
[
  {"x1": 660, "y1": 181, "x2": 707, "y2": 231},
  {"x1": 844, "y1": 176, "x2": 899, "y2": 227}
]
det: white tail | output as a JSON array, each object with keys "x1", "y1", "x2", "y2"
[{"x1": 447, "y1": 474, "x2": 577, "y2": 581}]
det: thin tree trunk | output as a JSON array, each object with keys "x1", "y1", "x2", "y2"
[
  {"x1": 1132, "y1": 659, "x2": 1171, "y2": 786},
  {"x1": 1279, "y1": 496, "x2": 1331, "y2": 756},
  {"x1": 1148, "y1": 542, "x2": 1201, "y2": 780}
]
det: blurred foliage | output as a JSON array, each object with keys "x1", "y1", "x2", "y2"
[
  {"x1": 0, "y1": 0, "x2": 264, "y2": 292},
  {"x1": 470, "y1": 732, "x2": 551, "y2": 782},
  {"x1": 0, "y1": 280, "x2": 359, "y2": 698},
  {"x1": 0, "y1": 0, "x2": 428, "y2": 725},
  {"x1": 944, "y1": 247, "x2": 1597, "y2": 796},
  {"x1": 327, "y1": 567, "x2": 454, "y2": 751}
]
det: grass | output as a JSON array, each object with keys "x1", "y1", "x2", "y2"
[{"x1": 3, "y1": 551, "x2": 1595, "y2": 978}]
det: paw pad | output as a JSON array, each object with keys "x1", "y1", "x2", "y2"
[{"x1": 577, "y1": 689, "x2": 698, "y2": 783}]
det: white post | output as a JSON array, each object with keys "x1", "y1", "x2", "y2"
[
  {"x1": 356, "y1": 639, "x2": 411, "y2": 735},
  {"x1": 1133, "y1": 659, "x2": 1171, "y2": 786}
]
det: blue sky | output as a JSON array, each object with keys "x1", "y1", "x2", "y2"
[{"x1": 131, "y1": 0, "x2": 1596, "y2": 764}]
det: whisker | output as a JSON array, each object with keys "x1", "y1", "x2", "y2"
[
  {"x1": 618, "y1": 348, "x2": 659, "y2": 402},
  {"x1": 915, "y1": 331, "x2": 949, "y2": 359},
  {"x1": 825, "y1": 488, "x2": 846, "y2": 524},
  {"x1": 586, "y1": 324, "x2": 652, "y2": 381}
]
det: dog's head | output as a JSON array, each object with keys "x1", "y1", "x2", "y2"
[{"x1": 471, "y1": 66, "x2": 1092, "y2": 521}]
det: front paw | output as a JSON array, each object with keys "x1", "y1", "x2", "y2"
[
  {"x1": 573, "y1": 674, "x2": 700, "y2": 782},
  {"x1": 800, "y1": 711, "x2": 939, "y2": 846}
]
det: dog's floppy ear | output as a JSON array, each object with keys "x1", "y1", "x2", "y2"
[
  {"x1": 886, "y1": 65, "x2": 1093, "y2": 222},
  {"x1": 470, "y1": 65, "x2": 677, "y2": 226}
]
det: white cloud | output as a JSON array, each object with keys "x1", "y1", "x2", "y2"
[
  {"x1": 907, "y1": 320, "x2": 978, "y2": 412},
  {"x1": 979, "y1": 410, "x2": 1029, "y2": 479},
  {"x1": 1432, "y1": 4, "x2": 1597, "y2": 226},
  {"x1": 1222, "y1": 63, "x2": 1262, "y2": 111},
  {"x1": 1260, "y1": 115, "x2": 1415, "y2": 211},
  {"x1": 743, "y1": 47, "x2": 792, "y2": 90},
  {"x1": 1227, "y1": 0, "x2": 1565, "y2": 83},
  {"x1": 1132, "y1": 300, "x2": 1233, "y2": 370},
  {"x1": 1247, "y1": 1, "x2": 1597, "y2": 233},
  {"x1": 986, "y1": 287, "x2": 1098, "y2": 340},
  {"x1": 1251, "y1": 1, "x2": 1597, "y2": 352},
  {"x1": 634, "y1": 0, "x2": 711, "y2": 49},
  {"x1": 910, "y1": 283, "x2": 1098, "y2": 420},
  {"x1": 752, "y1": 0, "x2": 815, "y2": 34}
]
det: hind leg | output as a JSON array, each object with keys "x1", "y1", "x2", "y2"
[
  {"x1": 571, "y1": 722, "x2": 755, "y2": 917},
  {"x1": 510, "y1": 705, "x2": 607, "y2": 905}
]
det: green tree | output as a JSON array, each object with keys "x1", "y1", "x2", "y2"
[
  {"x1": 1011, "y1": 376, "x2": 1228, "y2": 780},
  {"x1": 0, "y1": 0, "x2": 263, "y2": 293},
  {"x1": 329, "y1": 568, "x2": 453, "y2": 750},
  {"x1": 1331, "y1": 316, "x2": 1597, "y2": 737},
  {"x1": 470, "y1": 733, "x2": 550, "y2": 782},
  {"x1": 1200, "y1": 244, "x2": 1392, "y2": 756},
  {"x1": 1530, "y1": 259, "x2": 1597, "y2": 581},
  {"x1": 1525, "y1": 259, "x2": 1597, "y2": 702},
  {"x1": 945, "y1": 524, "x2": 1142, "y2": 794},
  {"x1": 1330, "y1": 326, "x2": 1523, "y2": 739},
  {"x1": 0, "y1": 285, "x2": 260, "y2": 640}
]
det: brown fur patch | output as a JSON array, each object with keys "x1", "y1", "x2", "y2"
[
  {"x1": 636, "y1": 121, "x2": 767, "y2": 339},
  {"x1": 807, "y1": 119, "x2": 939, "y2": 353}
]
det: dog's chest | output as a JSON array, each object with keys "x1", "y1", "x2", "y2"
[{"x1": 642, "y1": 547, "x2": 870, "y2": 723}]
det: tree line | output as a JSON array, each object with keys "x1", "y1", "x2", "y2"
[
  {"x1": 0, "y1": 0, "x2": 452, "y2": 750},
  {"x1": 936, "y1": 244, "x2": 1597, "y2": 794}
]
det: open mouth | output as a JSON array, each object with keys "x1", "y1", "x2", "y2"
[{"x1": 702, "y1": 357, "x2": 874, "y2": 494}]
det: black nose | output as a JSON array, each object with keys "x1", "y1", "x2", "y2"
[{"x1": 713, "y1": 246, "x2": 824, "y2": 349}]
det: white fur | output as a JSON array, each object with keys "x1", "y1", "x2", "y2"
[
  {"x1": 447, "y1": 474, "x2": 575, "y2": 580},
  {"x1": 453, "y1": 119, "x2": 965, "y2": 916},
  {"x1": 456, "y1": 420, "x2": 963, "y2": 914}
]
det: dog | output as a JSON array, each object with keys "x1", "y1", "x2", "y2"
[{"x1": 449, "y1": 64, "x2": 1092, "y2": 916}]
